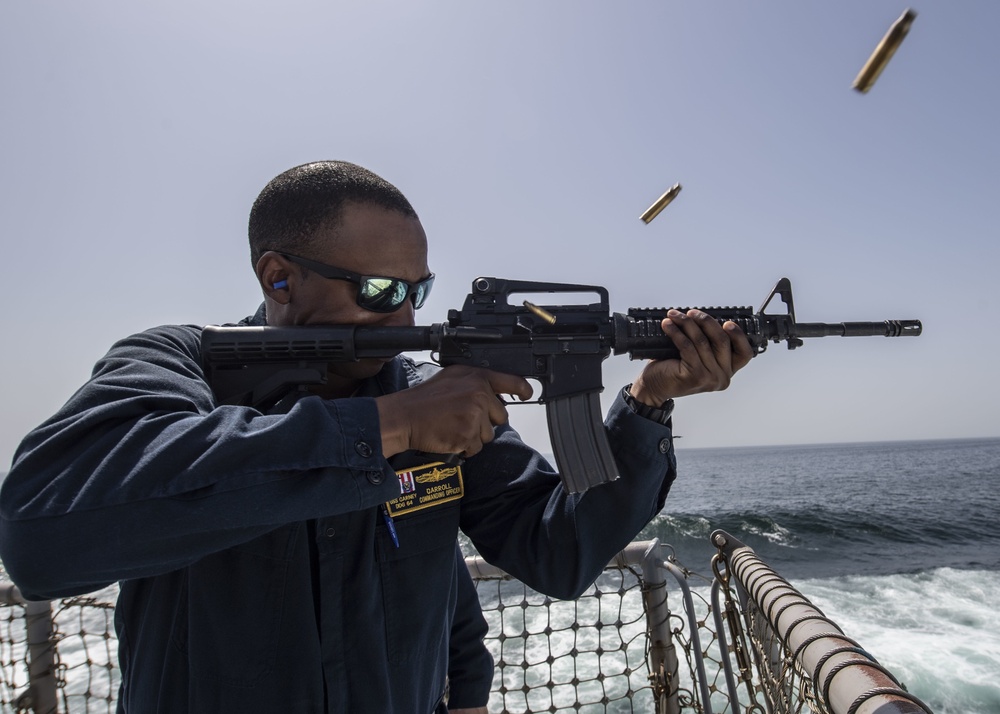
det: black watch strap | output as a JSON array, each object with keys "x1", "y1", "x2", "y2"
[{"x1": 622, "y1": 385, "x2": 674, "y2": 425}]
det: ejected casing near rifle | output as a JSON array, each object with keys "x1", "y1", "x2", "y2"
[
  {"x1": 202, "y1": 276, "x2": 922, "y2": 494},
  {"x1": 640, "y1": 183, "x2": 682, "y2": 223},
  {"x1": 853, "y1": 9, "x2": 917, "y2": 93},
  {"x1": 523, "y1": 300, "x2": 557, "y2": 325}
]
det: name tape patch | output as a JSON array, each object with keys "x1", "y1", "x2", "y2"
[{"x1": 386, "y1": 462, "x2": 464, "y2": 517}]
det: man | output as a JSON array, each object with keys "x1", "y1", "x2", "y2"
[{"x1": 0, "y1": 161, "x2": 753, "y2": 713}]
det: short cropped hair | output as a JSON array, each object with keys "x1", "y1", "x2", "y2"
[{"x1": 248, "y1": 161, "x2": 418, "y2": 267}]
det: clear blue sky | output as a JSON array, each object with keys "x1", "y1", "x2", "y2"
[{"x1": 2, "y1": 1, "x2": 997, "y2": 467}]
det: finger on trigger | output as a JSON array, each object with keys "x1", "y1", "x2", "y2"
[{"x1": 486, "y1": 371, "x2": 533, "y2": 402}]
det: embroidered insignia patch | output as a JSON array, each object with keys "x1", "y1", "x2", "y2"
[{"x1": 386, "y1": 462, "x2": 464, "y2": 517}]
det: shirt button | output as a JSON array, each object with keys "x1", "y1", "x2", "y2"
[
  {"x1": 367, "y1": 470, "x2": 384, "y2": 485},
  {"x1": 325, "y1": 527, "x2": 336, "y2": 538},
  {"x1": 355, "y1": 440, "x2": 373, "y2": 458},
  {"x1": 658, "y1": 438, "x2": 671, "y2": 454}
]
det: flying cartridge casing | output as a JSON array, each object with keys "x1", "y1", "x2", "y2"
[
  {"x1": 640, "y1": 182, "x2": 682, "y2": 224},
  {"x1": 853, "y1": 9, "x2": 917, "y2": 93}
]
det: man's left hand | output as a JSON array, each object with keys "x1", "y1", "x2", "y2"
[{"x1": 629, "y1": 308, "x2": 754, "y2": 406}]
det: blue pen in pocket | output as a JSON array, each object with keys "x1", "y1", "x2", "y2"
[{"x1": 381, "y1": 504, "x2": 399, "y2": 548}]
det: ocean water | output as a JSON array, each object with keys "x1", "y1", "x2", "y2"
[{"x1": 639, "y1": 437, "x2": 1000, "y2": 714}]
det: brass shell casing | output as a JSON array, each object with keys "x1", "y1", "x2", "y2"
[
  {"x1": 853, "y1": 9, "x2": 917, "y2": 94},
  {"x1": 640, "y1": 182, "x2": 682, "y2": 224},
  {"x1": 523, "y1": 301, "x2": 557, "y2": 325}
]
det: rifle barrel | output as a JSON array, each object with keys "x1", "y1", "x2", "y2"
[{"x1": 795, "y1": 320, "x2": 922, "y2": 339}]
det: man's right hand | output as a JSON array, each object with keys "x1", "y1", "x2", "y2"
[{"x1": 376, "y1": 366, "x2": 533, "y2": 459}]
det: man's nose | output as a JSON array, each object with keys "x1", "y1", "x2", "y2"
[{"x1": 378, "y1": 299, "x2": 416, "y2": 327}]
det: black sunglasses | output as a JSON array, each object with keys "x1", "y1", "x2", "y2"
[{"x1": 277, "y1": 252, "x2": 434, "y2": 313}]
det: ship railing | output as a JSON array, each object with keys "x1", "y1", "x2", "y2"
[
  {"x1": 465, "y1": 538, "x2": 720, "y2": 714},
  {"x1": 709, "y1": 529, "x2": 933, "y2": 714},
  {"x1": 1, "y1": 582, "x2": 116, "y2": 714},
  {"x1": 0, "y1": 535, "x2": 932, "y2": 714},
  {"x1": 1, "y1": 584, "x2": 58, "y2": 714}
]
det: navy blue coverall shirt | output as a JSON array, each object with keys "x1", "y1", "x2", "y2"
[{"x1": 0, "y1": 306, "x2": 677, "y2": 713}]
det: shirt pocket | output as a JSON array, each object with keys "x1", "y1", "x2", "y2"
[{"x1": 378, "y1": 502, "x2": 460, "y2": 669}]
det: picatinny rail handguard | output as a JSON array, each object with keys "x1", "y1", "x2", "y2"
[{"x1": 201, "y1": 277, "x2": 921, "y2": 493}]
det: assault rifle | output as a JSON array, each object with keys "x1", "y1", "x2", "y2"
[{"x1": 201, "y1": 277, "x2": 921, "y2": 493}]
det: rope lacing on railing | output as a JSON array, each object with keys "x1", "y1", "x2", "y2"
[{"x1": 711, "y1": 528, "x2": 935, "y2": 714}]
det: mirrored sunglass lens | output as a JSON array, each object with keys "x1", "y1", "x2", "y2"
[
  {"x1": 361, "y1": 278, "x2": 406, "y2": 310},
  {"x1": 414, "y1": 280, "x2": 432, "y2": 308}
]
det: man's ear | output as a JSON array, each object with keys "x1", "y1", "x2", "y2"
[{"x1": 256, "y1": 251, "x2": 292, "y2": 304}]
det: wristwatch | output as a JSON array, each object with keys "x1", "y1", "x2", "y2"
[{"x1": 622, "y1": 384, "x2": 674, "y2": 425}]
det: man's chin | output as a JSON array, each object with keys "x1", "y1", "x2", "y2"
[{"x1": 330, "y1": 358, "x2": 390, "y2": 382}]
